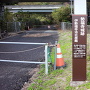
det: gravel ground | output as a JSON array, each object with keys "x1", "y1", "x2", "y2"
[{"x1": 0, "y1": 30, "x2": 58, "y2": 90}]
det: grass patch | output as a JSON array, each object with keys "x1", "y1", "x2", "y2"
[
  {"x1": 64, "y1": 86, "x2": 75, "y2": 90},
  {"x1": 43, "y1": 79, "x2": 57, "y2": 86},
  {"x1": 82, "y1": 82, "x2": 90, "y2": 89},
  {"x1": 87, "y1": 72, "x2": 90, "y2": 80},
  {"x1": 50, "y1": 48, "x2": 55, "y2": 64}
]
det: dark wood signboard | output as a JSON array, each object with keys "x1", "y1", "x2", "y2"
[{"x1": 72, "y1": 15, "x2": 87, "y2": 81}]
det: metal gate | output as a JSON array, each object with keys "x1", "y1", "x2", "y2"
[{"x1": 0, "y1": 42, "x2": 49, "y2": 74}]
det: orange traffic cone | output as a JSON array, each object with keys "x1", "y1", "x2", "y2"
[{"x1": 56, "y1": 44, "x2": 66, "y2": 68}]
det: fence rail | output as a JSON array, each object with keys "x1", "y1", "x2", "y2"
[
  {"x1": 0, "y1": 60, "x2": 45, "y2": 64},
  {"x1": 60, "y1": 22, "x2": 72, "y2": 30},
  {"x1": 2, "y1": 21, "x2": 90, "y2": 35},
  {"x1": 60, "y1": 22, "x2": 90, "y2": 33},
  {"x1": 0, "y1": 42, "x2": 49, "y2": 74},
  {"x1": 0, "y1": 42, "x2": 46, "y2": 45},
  {"x1": 7, "y1": 22, "x2": 21, "y2": 32}
]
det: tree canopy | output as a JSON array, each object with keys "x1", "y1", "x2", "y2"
[{"x1": 52, "y1": 5, "x2": 71, "y2": 24}]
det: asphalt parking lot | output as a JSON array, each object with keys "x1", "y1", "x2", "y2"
[{"x1": 0, "y1": 30, "x2": 58, "y2": 90}]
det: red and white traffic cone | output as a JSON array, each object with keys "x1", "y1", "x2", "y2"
[{"x1": 56, "y1": 44, "x2": 66, "y2": 68}]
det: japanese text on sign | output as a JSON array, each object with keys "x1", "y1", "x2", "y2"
[
  {"x1": 74, "y1": 19, "x2": 78, "y2": 42},
  {"x1": 73, "y1": 44, "x2": 86, "y2": 59},
  {"x1": 80, "y1": 17, "x2": 85, "y2": 36}
]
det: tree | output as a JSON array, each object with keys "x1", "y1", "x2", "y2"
[
  {"x1": 18, "y1": 2, "x2": 63, "y2": 5},
  {"x1": 4, "y1": 8, "x2": 14, "y2": 22},
  {"x1": 52, "y1": 5, "x2": 71, "y2": 24},
  {"x1": 0, "y1": 8, "x2": 14, "y2": 33}
]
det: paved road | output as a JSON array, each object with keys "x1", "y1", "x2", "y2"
[{"x1": 0, "y1": 30, "x2": 58, "y2": 90}]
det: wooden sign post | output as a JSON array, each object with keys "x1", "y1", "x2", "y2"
[{"x1": 72, "y1": 0, "x2": 87, "y2": 81}]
